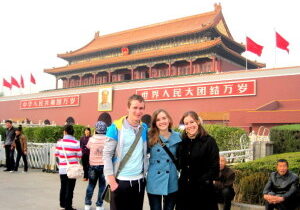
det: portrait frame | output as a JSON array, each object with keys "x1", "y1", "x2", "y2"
[{"x1": 98, "y1": 86, "x2": 113, "y2": 111}]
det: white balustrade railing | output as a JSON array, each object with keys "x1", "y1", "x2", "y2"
[
  {"x1": 0, "y1": 142, "x2": 57, "y2": 171},
  {"x1": 0, "y1": 140, "x2": 254, "y2": 172},
  {"x1": 220, "y1": 149, "x2": 253, "y2": 163}
]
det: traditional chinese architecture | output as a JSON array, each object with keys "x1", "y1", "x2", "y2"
[
  {"x1": 44, "y1": 4, "x2": 263, "y2": 89},
  {"x1": 1, "y1": 4, "x2": 300, "y2": 133}
]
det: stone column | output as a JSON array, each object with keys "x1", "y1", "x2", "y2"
[
  {"x1": 149, "y1": 66, "x2": 152, "y2": 78},
  {"x1": 55, "y1": 78, "x2": 58, "y2": 89},
  {"x1": 189, "y1": 60, "x2": 193, "y2": 74},
  {"x1": 67, "y1": 77, "x2": 70, "y2": 88},
  {"x1": 108, "y1": 72, "x2": 111, "y2": 83},
  {"x1": 131, "y1": 68, "x2": 134, "y2": 80},
  {"x1": 79, "y1": 75, "x2": 82, "y2": 86},
  {"x1": 211, "y1": 56, "x2": 215, "y2": 72}
]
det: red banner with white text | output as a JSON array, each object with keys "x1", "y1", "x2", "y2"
[
  {"x1": 136, "y1": 80, "x2": 256, "y2": 101},
  {"x1": 20, "y1": 95, "x2": 80, "y2": 109}
]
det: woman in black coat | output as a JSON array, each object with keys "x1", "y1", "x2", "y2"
[{"x1": 176, "y1": 111, "x2": 220, "y2": 210}]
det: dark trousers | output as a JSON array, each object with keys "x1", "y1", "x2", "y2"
[
  {"x1": 4, "y1": 145, "x2": 15, "y2": 170},
  {"x1": 110, "y1": 178, "x2": 146, "y2": 210},
  {"x1": 85, "y1": 165, "x2": 106, "y2": 207},
  {"x1": 176, "y1": 182, "x2": 218, "y2": 210},
  {"x1": 265, "y1": 197, "x2": 298, "y2": 210},
  {"x1": 215, "y1": 187, "x2": 235, "y2": 210},
  {"x1": 148, "y1": 192, "x2": 177, "y2": 210},
  {"x1": 60, "y1": 174, "x2": 76, "y2": 210},
  {"x1": 15, "y1": 149, "x2": 28, "y2": 171},
  {"x1": 82, "y1": 154, "x2": 90, "y2": 179}
]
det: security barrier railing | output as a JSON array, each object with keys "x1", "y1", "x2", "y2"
[
  {"x1": 0, "y1": 142, "x2": 58, "y2": 172},
  {"x1": 0, "y1": 140, "x2": 255, "y2": 172}
]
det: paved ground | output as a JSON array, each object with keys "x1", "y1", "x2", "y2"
[
  {"x1": 0, "y1": 167, "x2": 264, "y2": 210},
  {"x1": 0, "y1": 168, "x2": 150, "y2": 210}
]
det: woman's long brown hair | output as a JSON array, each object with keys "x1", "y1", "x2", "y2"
[
  {"x1": 180, "y1": 111, "x2": 207, "y2": 139},
  {"x1": 148, "y1": 109, "x2": 173, "y2": 147}
]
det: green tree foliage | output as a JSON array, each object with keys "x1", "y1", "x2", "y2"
[
  {"x1": 0, "y1": 126, "x2": 5, "y2": 141},
  {"x1": 22, "y1": 125, "x2": 86, "y2": 143},
  {"x1": 175, "y1": 124, "x2": 248, "y2": 151},
  {"x1": 270, "y1": 124, "x2": 300, "y2": 153},
  {"x1": 204, "y1": 124, "x2": 248, "y2": 151}
]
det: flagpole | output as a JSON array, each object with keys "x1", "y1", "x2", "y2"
[
  {"x1": 274, "y1": 28, "x2": 277, "y2": 68},
  {"x1": 245, "y1": 34, "x2": 248, "y2": 70}
]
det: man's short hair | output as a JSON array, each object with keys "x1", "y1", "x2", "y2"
[
  {"x1": 220, "y1": 155, "x2": 227, "y2": 162},
  {"x1": 277, "y1": 159, "x2": 289, "y2": 167},
  {"x1": 5, "y1": 120, "x2": 12, "y2": 124},
  {"x1": 127, "y1": 94, "x2": 145, "y2": 108},
  {"x1": 64, "y1": 124, "x2": 74, "y2": 136}
]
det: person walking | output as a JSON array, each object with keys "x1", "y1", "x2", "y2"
[
  {"x1": 80, "y1": 127, "x2": 91, "y2": 181},
  {"x1": 3, "y1": 120, "x2": 16, "y2": 172},
  {"x1": 12, "y1": 125, "x2": 28, "y2": 172},
  {"x1": 103, "y1": 94, "x2": 148, "y2": 210},
  {"x1": 84, "y1": 121, "x2": 107, "y2": 210},
  {"x1": 176, "y1": 111, "x2": 220, "y2": 210},
  {"x1": 146, "y1": 109, "x2": 181, "y2": 210},
  {"x1": 55, "y1": 124, "x2": 82, "y2": 210}
]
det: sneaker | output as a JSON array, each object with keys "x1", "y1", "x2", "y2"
[
  {"x1": 3, "y1": 169, "x2": 10, "y2": 172},
  {"x1": 84, "y1": 205, "x2": 91, "y2": 210},
  {"x1": 59, "y1": 207, "x2": 65, "y2": 210},
  {"x1": 9, "y1": 170, "x2": 15, "y2": 173},
  {"x1": 22, "y1": 171, "x2": 28, "y2": 173},
  {"x1": 96, "y1": 206, "x2": 104, "y2": 210}
]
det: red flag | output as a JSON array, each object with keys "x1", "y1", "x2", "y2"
[
  {"x1": 30, "y1": 73, "x2": 36, "y2": 85},
  {"x1": 246, "y1": 37, "x2": 263, "y2": 56},
  {"x1": 276, "y1": 32, "x2": 289, "y2": 53},
  {"x1": 20, "y1": 75, "x2": 25, "y2": 88},
  {"x1": 3, "y1": 78, "x2": 12, "y2": 89},
  {"x1": 11, "y1": 76, "x2": 20, "y2": 88}
]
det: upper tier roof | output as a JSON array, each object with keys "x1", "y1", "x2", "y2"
[
  {"x1": 58, "y1": 4, "x2": 232, "y2": 59},
  {"x1": 45, "y1": 38, "x2": 264, "y2": 75}
]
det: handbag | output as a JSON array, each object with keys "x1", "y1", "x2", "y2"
[
  {"x1": 62, "y1": 141, "x2": 84, "y2": 179},
  {"x1": 102, "y1": 126, "x2": 143, "y2": 203},
  {"x1": 158, "y1": 137, "x2": 179, "y2": 170}
]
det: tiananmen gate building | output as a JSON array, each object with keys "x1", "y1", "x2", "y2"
[{"x1": 1, "y1": 4, "x2": 300, "y2": 132}]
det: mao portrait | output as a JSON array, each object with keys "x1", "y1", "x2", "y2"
[{"x1": 98, "y1": 87, "x2": 112, "y2": 111}]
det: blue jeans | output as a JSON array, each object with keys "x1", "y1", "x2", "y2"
[
  {"x1": 85, "y1": 165, "x2": 106, "y2": 207},
  {"x1": 148, "y1": 192, "x2": 177, "y2": 210}
]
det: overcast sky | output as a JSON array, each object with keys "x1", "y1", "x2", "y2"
[{"x1": 1, "y1": 0, "x2": 299, "y2": 96}]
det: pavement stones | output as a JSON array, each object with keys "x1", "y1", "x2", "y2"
[{"x1": 0, "y1": 168, "x2": 150, "y2": 210}]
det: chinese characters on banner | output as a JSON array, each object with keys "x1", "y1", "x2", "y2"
[
  {"x1": 20, "y1": 95, "x2": 80, "y2": 109},
  {"x1": 136, "y1": 80, "x2": 256, "y2": 101}
]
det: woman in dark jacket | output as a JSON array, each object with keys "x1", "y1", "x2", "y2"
[
  {"x1": 176, "y1": 111, "x2": 220, "y2": 210},
  {"x1": 80, "y1": 127, "x2": 91, "y2": 181}
]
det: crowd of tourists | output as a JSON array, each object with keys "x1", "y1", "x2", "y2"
[{"x1": 2, "y1": 94, "x2": 299, "y2": 210}]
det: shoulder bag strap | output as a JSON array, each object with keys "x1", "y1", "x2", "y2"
[
  {"x1": 158, "y1": 137, "x2": 179, "y2": 170},
  {"x1": 116, "y1": 126, "x2": 143, "y2": 177},
  {"x1": 61, "y1": 140, "x2": 70, "y2": 166}
]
